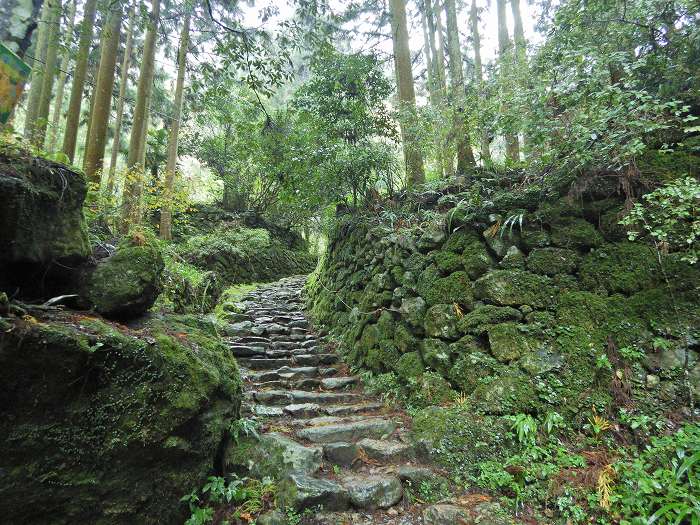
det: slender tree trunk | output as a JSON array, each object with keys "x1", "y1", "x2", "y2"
[
  {"x1": 470, "y1": 0, "x2": 491, "y2": 163},
  {"x1": 106, "y1": 4, "x2": 135, "y2": 196},
  {"x1": 497, "y1": 0, "x2": 520, "y2": 162},
  {"x1": 432, "y1": 0, "x2": 454, "y2": 176},
  {"x1": 23, "y1": 0, "x2": 51, "y2": 141},
  {"x1": 388, "y1": 0, "x2": 425, "y2": 188},
  {"x1": 62, "y1": 0, "x2": 98, "y2": 161},
  {"x1": 420, "y1": 6, "x2": 434, "y2": 105},
  {"x1": 34, "y1": 0, "x2": 62, "y2": 147},
  {"x1": 510, "y1": 0, "x2": 526, "y2": 64},
  {"x1": 444, "y1": 0, "x2": 475, "y2": 173},
  {"x1": 48, "y1": 0, "x2": 76, "y2": 153},
  {"x1": 160, "y1": 11, "x2": 191, "y2": 240},
  {"x1": 122, "y1": 0, "x2": 160, "y2": 229},
  {"x1": 83, "y1": 2, "x2": 122, "y2": 184},
  {"x1": 421, "y1": 0, "x2": 445, "y2": 177}
]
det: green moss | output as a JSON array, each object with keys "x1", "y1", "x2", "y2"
[
  {"x1": 424, "y1": 303, "x2": 460, "y2": 340},
  {"x1": 520, "y1": 226, "x2": 551, "y2": 250},
  {"x1": 550, "y1": 217, "x2": 603, "y2": 249},
  {"x1": 526, "y1": 247, "x2": 580, "y2": 275},
  {"x1": 410, "y1": 405, "x2": 515, "y2": 482},
  {"x1": 394, "y1": 323, "x2": 419, "y2": 353},
  {"x1": 579, "y1": 242, "x2": 659, "y2": 294},
  {"x1": 449, "y1": 335, "x2": 482, "y2": 356},
  {"x1": 487, "y1": 323, "x2": 543, "y2": 362},
  {"x1": 420, "y1": 338, "x2": 452, "y2": 376},
  {"x1": 443, "y1": 229, "x2": 482, "y2": 253},
  {"x1": 394, "y1": 351, "x2": 425, "y2": 379},
  {"x1": 417, "y1": 268, "x2": 474, "y2": 307},
  {"x1": 448, "y1": 352, "x2": 500, "y2": 393},
  {"x1": 0, "y1": 313, "x2": 241, "y2": 524},
  {"x1": 432, "y1": 250, "x2": 464, "y2": 274},
  {"x1": 85, "y1": 238, "x2": 165, "y2": 319},
  {"x1": 458, "y1": 305, "x2": 523, "y2": 335},
  {"x1": 473, "y1": 270, "x2": 557, "y2": 308},
  {"x1": 462, "y1": 240, "x2": 494, "y2": 279},
  {"x1": 472, "y1": 372, "x2": 538, "y2": 415},
  {"x1": 366, "y1": 340, "x2": 401, "y2": 372}
]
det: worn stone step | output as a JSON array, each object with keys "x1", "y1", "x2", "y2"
[
  {"x1": 245, "y1": 366, "x2": 322, "y2": 382},
  {"x1": 248, "y1": 390, "x2": 361, "y2": 407},
  {"x1": 297, "y1": 418, "x2": 396, "y2": 443},
  {"x1": 238, "y1": 358, "x2": 294, "y2": 370},
  {"x1": 341, "y1": 474, "x2": 403, "y2": 510},
  {"x1": 324, "y1": 402, "x2": 385, "y2": 416},
  {"x1": 357, "y1": 438, "x2": 414, "y2": 462},
  {"x1": 277, "y1": 473, "x2": 350, "y2": 512},
  {"x1": 229, "y1": 344, "x2": 267, "y2": 357},
  {"x1": 321, "y1": 376, "x2": 358, "y2": 390}
]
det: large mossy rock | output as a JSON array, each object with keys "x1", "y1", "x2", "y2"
[
  {"x1": 0, "y1": 312, "x2": 241, "y2": 524},
  {"x1": 0, "y1": 153, "x2": 90, "y2": 296},
  {"x1": 83, "y1": 236, "x2": 165, "y2": 319}
]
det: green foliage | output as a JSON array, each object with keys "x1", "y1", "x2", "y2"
[
  {"x1": 610, "y1": 425, "x2": 700, "y2": 524},
  {"x1": 621, "y1": 177, "x2": 700, "y2": 264},
  {"x1": 507, "y1": 414, "x2": 538, "y2": 446},
  {"x1": 182, "y1": 474, "x2": 276, "y2": 524}
]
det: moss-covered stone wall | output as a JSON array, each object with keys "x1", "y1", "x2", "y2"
[{"x1": 306, "y1": 189, "x2": 700, "y2": 421}]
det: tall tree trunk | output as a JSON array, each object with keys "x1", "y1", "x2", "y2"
[
  {"x1": 48, "y1": 0, "x2": 76, "y2": 153},
  {"x1": 160, "y1": 11, "x2": 191, "y2": 240},
  {"x1": 83, "y1": 2, "x2": 122, "y2": 184},
  {"x1": 23, "y1": 0, "x2": 51, "y2": 141},
  {"x1": 510, "y1": 0, "x2": 526, "y2": 64},
  {"x1": 470, "y1": 0, "x2": 491, "y2": 163},
  {"x1": 497, "y1": 0, "x2": 520, "y2": 162},
  {"x1": 106, "y1": 4, "x2": 135, "y2": 196},
  {"x1": 34, "y1": 0, "x2": 62, "y2": 147},
  {"x1": 432, "y1": 0, "x2": 454, "y2": 176},
  {"x1": 421, "y1": 0, "x2": 445, "y2": 177},
  {"x1": 388, "y1": 0, "x2": 425, "y2": 188},
  {"x1": 62, "y1": 0, "x2": 98, "y2": 162},
  {"x1": 444, "y1": 0, "x2": 475, "y2": 173},
  {"x1": 122, "y1": 0, "x2": 160, "y2": 229}
]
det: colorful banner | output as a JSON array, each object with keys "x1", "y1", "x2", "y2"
[{"x1": 0, "y1": 43, "x2": 30, "y2": 125}]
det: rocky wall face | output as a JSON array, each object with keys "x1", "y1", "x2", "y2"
[
  {"x1": 0, "y1": 155, "x2": 91, "y2": 297},
  {"x1": 0, "y1": 313, "x2": 242, "y2": 524},
  {"x1": 306, "y1": 197, "x2": 700, "y2": 419}
]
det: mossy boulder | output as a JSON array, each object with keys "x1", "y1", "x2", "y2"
[
  {"x1": 432, "y1": 250, "x2": 464, "y2": 274},
  {"x1": 0, "y1": 312, "x2": 241, "y2": 524},
  {"x1": 526, "y1": 247, "x2": 580, "y2": 275},
  {"x1": 579, "y1": 242, "x2": 659, "y2": 294},
  {"x1": 549, "y1": 217, "x2": 603, "y2": 249},
  {"x1": 458, "y1": 305, "x2": 523, "y2": 335},
  {"x1": 520, "y1": 226, "x2": 551, "y2": 250},
  {"x1": 462, "y1": 240, "x2": 494, "y2": 279},
  {"x1": 410, "y1": 405, "x2": 515, "y2": 481},
  {"x1": 83, "y1": 237, "x2": 165, "y2": 319},
  {"x1": 472, "y1": 373, "x2": 537, "y2": 415},
  {"x1": 399, "y1": 296, "x2": 427, "y2": 327},
  {"x1": 0, "y1": 154, "x2": 90, "y2": 297},
  {"x1": 449, "y1": 352, "x2": 500, "y2": 393},
  {"x1": 420, "y1": 338, "x2": 453, "y2": 376},
  {"x1": 394, "y1": 351, "x2": 425, "y2": 380},
  {"x1": 487, "y1": 323, "x2": 543, "y2": 362},
  {"x1": 473, "y1": 270, "x2": 557, "y2": 308},
  {"x1": 424, "y1": 304, "x2": 460, "y2": 340},
  {"x1": 416, "y1": 268, "x2": 474, "y2": 308}
]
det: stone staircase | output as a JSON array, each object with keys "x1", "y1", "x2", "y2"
[{"x1": 225, "y1": 276, "x2": 451, "y2": 524}]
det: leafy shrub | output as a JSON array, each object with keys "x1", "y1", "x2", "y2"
[
  {"x1": 621, "y1": 177, "x2": 700, "y2": 264},
  {"x1": 610, "y1": 424, "x2": 700, "y2": 524}
]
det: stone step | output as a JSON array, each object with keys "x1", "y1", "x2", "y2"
[
  {"x1": 297, "y1": 418, "x2": 396, "y2": 444},
  {"x1": 230, "y1": 335, "x2": 271, "y2": 345},
  {"x1": 341, "y1": 474, "x2": 403, "y2": 510},
  {"x1": 321, "y1": 376, "x2": 358, "y2": 390},
  {"x1": 249, "y1": 390, "x2": 362, "y2": 406},
  {"x1": 245, "y1": 366, "x2": 322, "y2": 381},
  {"x1": 228, "y1": 344, "x2": 267, "y2": 357},
  {"x1": 238, "y1": 358, "x2": 294, "y2": 370},
  {"x1": 277, "y1": 473, "x2": 350, "y2": 512},
  {"x1": 244, "y1": 401, "x2": 385, "y2": 420},
  {"x1": 357, "y1": 438, "x2": 415, "y2": 462}
]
